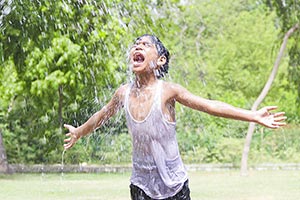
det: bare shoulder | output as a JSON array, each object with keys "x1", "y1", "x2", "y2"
[
  {"x1": 162, "y1": 81, "x2": 184, "y2": 90},
  {"x1": 112, "y1": 83, "x2": 130, "y2": 105},
  {"x1": 161, "y1": 81, "x2": 188, "y2": 99},
  {"x1": 115, "y1": 83, "x2": 129, "y2": 95}
]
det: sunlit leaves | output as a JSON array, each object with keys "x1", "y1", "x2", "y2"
[
  {"x1": 0, "y1": 0, "x2": 183, "y2": 164},
  {"x1": 0, "y1": 59, "x2": 24, "y2": 109},
  {"x1": 0, "y1": 0, "x2": 298, "y2": 165},
  {"x1": 269, "y1": 0, "x2": 300, "y2": 110},
  {"x1": 206, "y1": 9, "x2": 280, "y2": 100},
  {"x1": 24, "y1": 36, "x2": 82, "y2": 96}
]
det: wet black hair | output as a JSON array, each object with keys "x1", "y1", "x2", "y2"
[{"x1": 135, "y1": 34, "x2": 170, "y2": 79}]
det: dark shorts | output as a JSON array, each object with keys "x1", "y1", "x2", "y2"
[{"x1": 130, "y1": 180, "x2": 191, "y2": 200}]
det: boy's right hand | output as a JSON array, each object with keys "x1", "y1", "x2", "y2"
[{"x1": 63, "y1": 124, "x2": 80, "y2": 150}]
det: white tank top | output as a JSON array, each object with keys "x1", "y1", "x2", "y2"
[{"x1": 124, "y1": 80, "x2": 188, "y2": 199}]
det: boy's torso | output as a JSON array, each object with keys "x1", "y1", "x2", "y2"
[{"x1": 127, "y1": 80, "x2": 176, "y2": 123}]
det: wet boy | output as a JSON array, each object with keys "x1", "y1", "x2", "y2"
[{"x1": 64, "y1": 34, "x2": 286, "y2": 200}]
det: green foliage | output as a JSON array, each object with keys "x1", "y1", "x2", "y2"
[
  {"x1": 0, "y1": 0, "x2": 299, "y2": 165},
  {"x1": 249, "y1": 125, "x2": 300, "y2": 163},
  {"x1": 267, "y1": 0, "x2": 300, "y2": 113},
  {"x1": 25, "y1": 36, "x2": 83, "y2": 95}
]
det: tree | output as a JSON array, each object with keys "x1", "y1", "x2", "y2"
[
  {"x1": 241, "y1": 24, "x2": 299, "y2": 176},
  {"x1": 268, "y1": 0, "x2": 300, "y2": 119},
  {"x1": 167, "y1": 0, "x2": 295, "y2": 164},
  {"x1": 0, "y1": 0, "x2": 182, "y2": 164},
  {"x1": 0, "y1": 130, "x2": 10, "y2": 174}
]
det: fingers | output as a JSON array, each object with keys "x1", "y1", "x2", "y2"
[
  {"x1": 272, "y1": 121, "x2": 286, "y2": 127},
  {"x1": 269, "y1": 115, "x2": 287, "y2": 128},
  {"x1": 265, "y1": 106, "x2": 278, "y2": 112},
  {"x1": 64, "y1": 142, "x2": 74, "y2": 150},
  {"x1": 63, "y1": 136, "x2": 73, "y2": 150},
  {"x1": 259, "y1": 108, "x2": 287, "y2": 128},
  {"x1": 64, "y1": 124, "x2": 77, "y2": 150},
  {"x1": 274, "y1": 116, "x2": 287, "y2": 122},
  {"x1": 65, "y1": 133, "x2": 71, "y2": 137},
  {"x1": 273, "y1": 112, "x2": 285, "y2": 117},
  {"x1": 64, "y1": 137, "x2": 71, "y2": 143},
  {"x1": 273, "y1": 112, "x2": 287, "y2": 125},
  {"x1": 64, "y1": 137, "x2": 75, "y2": 149},
  {"x1": 64, "y1": 124, "x2": 73, "y2": 131},
  {"x1": 64, "y1": 134, "x2": 78, "y2": 143},
  {"x1": 275, "y1": 122, "x2": 286, "y2": 126},
  {"x1": 266, "y1": 122, "x2": 285, "y2": 129}
]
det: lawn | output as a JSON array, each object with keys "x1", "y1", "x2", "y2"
[{"x1": 0, "y1": 170, "x2": 299, "y2": 200}]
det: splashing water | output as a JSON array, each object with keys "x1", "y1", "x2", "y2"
[
  {"x1": 2, "y1": 0, "x2": 181, "y2": 171},
  {"x1": 0, "y1": 0, "x2": 13, "y2": 27},
  {"x1": 61, "y1": 149, "x2": 66, "y2": 180}
]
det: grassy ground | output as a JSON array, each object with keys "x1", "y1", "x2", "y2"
[{"x1": 0, "y1": 170, "x2": 300, "y2": 200}]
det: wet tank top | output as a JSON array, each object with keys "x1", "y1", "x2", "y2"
[{"x1": 124, "y1": 80, "x2": 188, "y2": 199}]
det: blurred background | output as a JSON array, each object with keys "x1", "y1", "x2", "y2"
[{"x1": 0, "y1": 0, "x2": 299, "y2": 170}]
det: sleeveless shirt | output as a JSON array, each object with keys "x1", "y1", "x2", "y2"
[{"x1": 124, "y1": 80, "x2": 188, "y2": 199}]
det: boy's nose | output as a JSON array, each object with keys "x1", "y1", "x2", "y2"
[
  {"x1": 135, "y1": 43, "x2": 143, "y2": 50},
  {"x1": 135, "y1": 45, "x2": 143, "y2": 51}
]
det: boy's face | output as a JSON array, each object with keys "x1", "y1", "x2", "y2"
[{"x1": 129, "y1": 36, "x2": 159, "y2": 75}]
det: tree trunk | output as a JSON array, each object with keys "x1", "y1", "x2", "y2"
[
  {"x1": 0, "y1": 130, "x2": 10, "y2": 174},
  {"x1": 240, "y1": 24, "x2": 299, "y2": 176},
  {"x1": 58, "y1": 85, "x2": 63, "y2": 128}
]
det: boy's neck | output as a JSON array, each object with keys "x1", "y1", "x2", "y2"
[{"x1": 134, "y1": 74, "x2": 158, "y2": 89}]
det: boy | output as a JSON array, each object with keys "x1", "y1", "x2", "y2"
[{"x1": 64, "y1": 34, "x2": 286, "y2": 199}]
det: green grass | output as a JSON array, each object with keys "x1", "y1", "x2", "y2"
[{"x1": 0, "y1": 170, "x2": 300, "y2": 200}]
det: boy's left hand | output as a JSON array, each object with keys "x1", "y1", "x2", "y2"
[{"x1": 255, "y1": 106, "x2": 286, "y2": 129}]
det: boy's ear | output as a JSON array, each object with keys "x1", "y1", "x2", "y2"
[{"x1": 157, "y1": 55, "x2": 167, "y2": 68}]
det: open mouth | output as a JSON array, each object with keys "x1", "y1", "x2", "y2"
[{"x1": 133, "y1": 52, "x2": 145, "y2": 64}]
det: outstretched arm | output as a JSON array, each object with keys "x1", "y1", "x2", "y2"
[
  {"x1": 64, "y1": 85, "x2": 127, "y2": 150},
  {"x1": 167, "y1": 83, "x2": 286, "y2": 128}
]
